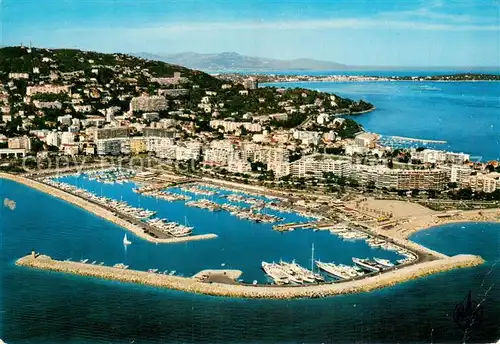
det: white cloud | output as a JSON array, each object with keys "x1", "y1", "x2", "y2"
[{"x1": 117, "y1": 18, "x2": 497, "y2": 37}]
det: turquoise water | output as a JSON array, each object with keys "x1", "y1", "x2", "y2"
[
  {"x1": 264, "y1": 81, "x2": 500, "y2": 161},
  {"x1": 1, "y1": 177, "x2": 499, "y2": 343}
]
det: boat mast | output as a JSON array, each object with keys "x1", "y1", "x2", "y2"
[{"x1": 311, "y1": 242, "x2": 315, "y2": 272}]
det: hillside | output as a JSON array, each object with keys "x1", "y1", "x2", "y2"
[
  {"x1": 134, "y1": 52, "x2": 348, "y2": 71},
  {"x1": 0, "y1": 47, "x2": 222, "y2": 89}
]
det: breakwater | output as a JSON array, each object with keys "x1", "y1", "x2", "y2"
[
  {"x1": 0, "y1": 172, "x2": 217, "y2": 244},
  {"x1": 16, "y1": 253, "x2": 484, "y2": 299}
]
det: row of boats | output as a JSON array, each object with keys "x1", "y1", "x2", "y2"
[
  {"x1": 145, "y1": 217, "x2": 193, "y2": 237},
  {"x1": 140, "y1": 189, "x2": 191, "y2": 202},
  {"x1": 224, "y1": 194, "x2": 267, "y2": 207},
  {"x1": 44, "y1": 179, "x2": 157, "y2": 220},
  {"x1": 180, "y1": 185, "x2": 216, "y2": 196},
  {"x1": 85, "y1": 168, "x2": 135, "y2": 184},
  {"x1": 326, "y1": 225, "x2": 418, "y2": 265},
  {"x1": 261, "y1": 261, "x2": 325, "y2": 285},
  {"x1": 186, "y1": 199, "x2": 283, "y2": 223},
  {"x1": 67, "y1": 258, "x2": 180, "y2": 275},
  {"x1": 262, "y1": 256, "x2": 400, "y2": 285}
]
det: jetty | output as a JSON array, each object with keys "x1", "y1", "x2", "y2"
[
  {"x1": 0, "y1": 172, "x2": 217, "y2": 245},
  {"x1": 385, "y1": 135, "x2": 447, "y2": 144},
  {"x1": 16, "y1": 253, "x2": 484, "y2": 299}
]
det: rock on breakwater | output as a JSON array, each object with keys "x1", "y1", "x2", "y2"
[{"x1": 16, "y1": 254, "x2": 484, "y2": 299}]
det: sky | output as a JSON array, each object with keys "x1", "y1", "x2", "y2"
[{"x1": 1, "y1": 0, "x2": 499, "y2": 66}]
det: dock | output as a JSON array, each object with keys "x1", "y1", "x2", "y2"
[
  {"x1": 0, "y1": 173, "x2": 218, "y2": 245},
  {"x1": 16, "y1": 253, "x2": 484, "y2": 299},
  {"x1": 385, "y1": 135, "x2": 447, "y2": 144}
]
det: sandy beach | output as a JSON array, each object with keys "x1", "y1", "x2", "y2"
[
  {"x1": 348, "y1": 197, "x2": 500, "y2": 239},
  {"x1": 17, "y1": 253, "x2": 484, "y2": 299},
  {"x1": 0, "y1": 172, "x2": 218, "y2": 245}
]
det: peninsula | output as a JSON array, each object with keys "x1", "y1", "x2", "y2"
[{"x1": 218, "y1": 73, "x2": 500, "y2": 84}]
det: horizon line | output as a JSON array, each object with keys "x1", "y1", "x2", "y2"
[{"x1": 1, "y1": 45, "x2": 499, "y2": 70}]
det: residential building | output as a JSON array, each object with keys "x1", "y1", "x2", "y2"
[
  {"x1": 26, "y1": 84, "x2": 71, "y2": 96},
  {"x1": 130, "y1": 137, "x2": 147, "y2": 154},
  {"x1": 210, "y1": 120, "x2": 262, "y2": 133},
  {"x1": 130, "y1": 95, "x2": 168, "y2": 112},
  {"x1": 450, "y1": 165, "x2": 472, "y2": 183},
  {"x1": 95, "y1": 127, "x2": 130, "y2": 155},
  {"x1": 8, "y1": 136, "x2": 32, "y2": 150},
  {"x1": 289, "y1": 155, "x2": 350, "y2": 178},
  {"x1": 243, "y1": 77, "x2": 258, "y2": 90}
]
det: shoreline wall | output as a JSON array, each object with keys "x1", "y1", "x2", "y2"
[
  {"x1": 0, "y1": 173, "x2": 217, "y2": 245},
  {"x1": 16, "y1": 254, "x2": 484, "y2": 299}
]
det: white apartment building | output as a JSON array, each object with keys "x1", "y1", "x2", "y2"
[
  {"x1": 175, "y1": 141, "x2": 202, "y2": 161},
  {"x1": 61, "y1": 132, "x2": 75, "y2": 145},
  {"x1": 45, "y1": 131, "x2": 61, "y2": 147},
  {"x1": 8, "y1": 73, "x2": 29, "y2": 80},
  {"x1": 58, "y1": 115, "x2": 73, "y2": 126},
  {"x1": 95, "y1": 127, "x2": 130, "y2": 155},
  {"x1": 411, "y1": 149, "x2": 470, "y2": 165},
  {"x1": 26, "y1": 85, "x2": 71, "y2": 96},
  {"x1": 461, "y1": 173, "x2": 500, "y2": 193},
  {"x1": 203, "y1": 140, "x2": 237, "y2": 165},
  {"x1": 450, "y1": 165, "x2": 472, "y2": 183},
  {"x1": 8, "y1": 136, "x2": 32, "y2": 150},
  {"x1": 129, "y1": 95, "x2": 168, "y2": 112},
  {"x1": 210, "y1": 120, "x2": 262, "y2": 133},
  {"x1": 354, "y1": 133, "x2": 378, "y2": 148},
  {"x1": 228, "y1": 158, "x2": 252, "y2": 173},
  {"x1": 292, "y1": 130, "x2": 321, "y2": 145},
  {"x1": 289, "y1": 155, "x2": 350, "y2": 178}
]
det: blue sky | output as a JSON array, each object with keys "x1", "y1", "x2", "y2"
[{"x1": 1, "y1": 0, "x2": 499, "y2": 66}]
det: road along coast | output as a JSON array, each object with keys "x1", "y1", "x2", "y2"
[
  {"x1": 17, "y1": 253, "x2": 484, "y2": 299},
  {"x1": 0, "y1": 172, "x2": 217, "y2": 244}
]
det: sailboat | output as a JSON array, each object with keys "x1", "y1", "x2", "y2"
[{"x1": 123, "y1": 234, "x2": 132, "y2": 245}]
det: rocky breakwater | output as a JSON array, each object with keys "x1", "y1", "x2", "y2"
[
  {"x1": 0, "y1": 173, "x2": 217, "y2": 244},
  {"x1": 17, "y1": 253, "x2": 484, "y2": 299}
]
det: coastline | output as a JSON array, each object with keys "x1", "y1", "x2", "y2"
[
  {"x1": 3, "y1": 170, "x2": 497, "y2": 298},
  {"x1": 16, "y1": 253, "x2": 484, "y2": 299},
  {"x1": 394, "y1": 209, "x2": 500, "y2": 239},
  {"x1": 0, "y1": 172, "x2": 218, "y2": 245}
]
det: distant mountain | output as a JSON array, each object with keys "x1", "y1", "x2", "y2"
[{"x1": 133, "y1": 52, "x2": 348, "y2": 71}]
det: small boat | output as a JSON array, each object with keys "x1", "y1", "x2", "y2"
[
  {"x1": 123, "y1": 234, "x2": 132, "y2": 245},
  {"x1": 169, "y1": 270, "x2": 176, "y2": 276},
  {"x1": 373, "y1": 257, "x2": 394, "y2": 268}
]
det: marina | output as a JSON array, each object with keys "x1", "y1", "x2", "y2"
[{"x1": 1, "y1": 170, "x2": 496, "y2": 293}]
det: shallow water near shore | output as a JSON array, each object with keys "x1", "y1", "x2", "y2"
[{"x1": 1, "y1": 178, "x2": 500, "y2": 343}]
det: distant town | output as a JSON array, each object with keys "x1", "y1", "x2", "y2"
[
  {"x1": 1, "y1": 45, "x2": 499, "y2": 209},
  {"x1": 218, "y1": 73, "x2": 500, "y2": 84}
]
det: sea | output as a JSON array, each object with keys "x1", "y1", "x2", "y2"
[
  {"x1": 263, "y1": 77, "x2": 500, "y2": 161},
  {"x1": 1, "y1": 72, "x2": 500, "y2": 343}
]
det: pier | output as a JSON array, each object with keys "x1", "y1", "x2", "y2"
[
  {"x1": 385, "y1": 135, "x2": 447, "y2": 144},
  {"x1": 17, "y1": 253, "x2": 484, "y2": 299},
  {"x1": 0, "y1": 172, "x2": 218, "y2": 244}
]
